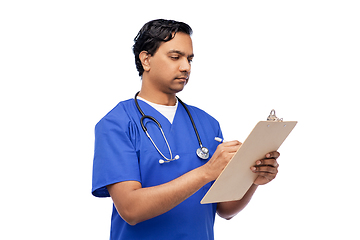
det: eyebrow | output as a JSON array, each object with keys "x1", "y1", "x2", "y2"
[{"x1": 168, "y1": 50, "x2": 194, "y2": 58}]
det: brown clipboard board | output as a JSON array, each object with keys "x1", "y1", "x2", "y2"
[{"x1": 201, "y1": 110, "x2": 297, "y2": 204}]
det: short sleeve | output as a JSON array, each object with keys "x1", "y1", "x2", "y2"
[{"x1": 91, "y1": 106, "x2": 141, "y2": 197}]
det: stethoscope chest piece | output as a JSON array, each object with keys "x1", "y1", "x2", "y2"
[{"x1": 196, "y1": 147, "x2": 209, "y2": 160}]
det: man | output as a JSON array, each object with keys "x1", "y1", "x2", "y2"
[{"x1": 92, "y1": 19, "x2": 279, "y2": 240}]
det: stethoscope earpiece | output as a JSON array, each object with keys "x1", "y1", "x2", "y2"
[
  {"x1": 135, "y1": 92, "x2": 209, "y2": 164},
  {"x1": 159, "y1": 155, "x2": 180, "y2": 164}
]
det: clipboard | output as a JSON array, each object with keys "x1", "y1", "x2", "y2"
[{"x1": 201, "y1": 110, "x2": 297, "y2": 204}]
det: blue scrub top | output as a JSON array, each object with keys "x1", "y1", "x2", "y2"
[{"x1": 92, "y1": 98, "x2": 223, "y2": 240}]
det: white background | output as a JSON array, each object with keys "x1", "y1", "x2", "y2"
[{"x1": 1, "y1": 1, "x2": 359, "y2": 239}]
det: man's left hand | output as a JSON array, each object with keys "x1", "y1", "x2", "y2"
[{"x1": 251, "y1": 151, "x2": 280, "y2": 185}]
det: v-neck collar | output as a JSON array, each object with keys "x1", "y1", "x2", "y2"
[{"x1": 136, "y1": 98, "x2": 180, "y2": 126}]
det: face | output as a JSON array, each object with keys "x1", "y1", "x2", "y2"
[{"x1": 142, "y1": 32, "x2": 194, "y2": 94}]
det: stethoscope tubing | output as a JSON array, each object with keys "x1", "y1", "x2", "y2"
[
  {"x1": 135, "y1": 92, "x2": 204, "y2": 146},
  {"x1": 134, "y1": 91, "x2": 208, "y2": 161},
  {"x1": 176, "y1": 97, "x2": 204, "y2": 149}
]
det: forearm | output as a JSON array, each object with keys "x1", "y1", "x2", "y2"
[
  {"x1": 108, "y1": 166, "x2": 211, "y2": 225},
  {"x1": 217, "y1": 184, "x2": 258, "y2": 220},
  {"x1": 107, "y1": 141, "x2": 241, "y2": 225}
]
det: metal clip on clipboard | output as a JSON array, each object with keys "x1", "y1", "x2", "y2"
[{"x1": 267, "y1": 109, "x2": 283, "y2": 122}]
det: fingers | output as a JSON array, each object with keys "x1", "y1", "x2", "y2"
[
  {"x1": 251, "y1": 152, "x2": 280, "y2": 175},
  {"x1": 265, "y1": 151, "x2": 280, "y2": 159},
  {"x1": 251, "y1": 151, "x2": 280, "y2": 185},
  {"x1": 255, "y1": 158, "x2": 279, "y2": 168},
  {"x1": 204, "y1": 140, "x2": 242, "y2": 181},
  {"x1": 213, "y1": 140, "x2": 241, "y2": 162},
  {"x1": 251, "y1": 159, "x2": 278, "y2": 185},
  {"x1": 218, "y1": 140, "x2": 242, "y2": 154},
  {"x1": 251, "y1": 165, "x2": 278, "y2": 174},
  {"x1": 221, "y1": 140, "x2": 242, "y2": 148}
]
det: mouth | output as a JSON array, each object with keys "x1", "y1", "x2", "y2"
[
  {"x1": 175, "y1": 75, "x2": 189, "y2": 82},
  {"x1": 175, "y1": 77, "x2": 189, "y2": 85}
]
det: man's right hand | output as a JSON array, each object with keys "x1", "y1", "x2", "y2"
[{"x1": 202, "y1": 140, "x2": 242, "y2": 181}]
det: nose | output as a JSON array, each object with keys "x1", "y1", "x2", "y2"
[{"x1": 179, "y1": 59, "x2": 191, "y2": 73}]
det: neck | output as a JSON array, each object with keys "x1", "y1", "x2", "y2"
[
  {"x1": 138, "y1": 90, "x2": 177, "y2": 106},
  {"x1": 138, "y1": 83, "x2": 177, "y2": 106}
]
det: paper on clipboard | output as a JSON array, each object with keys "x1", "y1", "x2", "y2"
[{"x1": 201, "y1": 110, "x2": 297, "y2": 204}]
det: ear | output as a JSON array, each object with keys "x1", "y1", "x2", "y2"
[{"x1": 139, "y1": 51, "x2": 151, "y2": 72}]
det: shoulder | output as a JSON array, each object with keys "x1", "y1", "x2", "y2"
[
  {"x1": 99, "y1": 99, "x2": 135, "y2": 120},
  {"x1": 95, "y1": 99, "x2": 137, "y2": 130},
  {"x1": 183, "y1": 103, "x2": 221, "y2": 132},
  {"x1": 185, "y1": 104, "x2": 219, "y2": 123},
  {"x1": 94, "y1": 99, "x2": 141, "y2": 143}
]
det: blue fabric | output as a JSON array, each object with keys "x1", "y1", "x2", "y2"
[{"x1": 92, "y1": 98, "x2": 223, "y2": 240}]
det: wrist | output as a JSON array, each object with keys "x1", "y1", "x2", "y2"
[{"x1": 197, "y1": 164, "x2": 215, "y2": 183}]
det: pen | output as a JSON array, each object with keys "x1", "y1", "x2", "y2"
[{"x1": 214, "y1": 137, "x2": 226, "y2": 143}]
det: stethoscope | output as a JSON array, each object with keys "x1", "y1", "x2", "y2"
[{"x1": 134, "y1": 92, "x2": 209, "y2": 164}]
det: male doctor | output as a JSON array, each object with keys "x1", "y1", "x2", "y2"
[{"x1": 92, "y1": 19, "x2": 280, "y2": 240}]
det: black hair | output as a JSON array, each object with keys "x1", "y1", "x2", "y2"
[{"x1": 132, "y1": 19, "x2": 193, "y2": 76}]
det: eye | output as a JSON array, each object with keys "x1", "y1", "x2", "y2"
[{"x1": 170, "y1": 55, "x2": 180, "y2": 60}]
